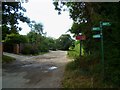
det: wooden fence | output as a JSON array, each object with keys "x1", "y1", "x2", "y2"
[{"x1": 3, "y1": 43, "x2": 37, "y2": 54}]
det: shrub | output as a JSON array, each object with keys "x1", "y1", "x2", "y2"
[
  {"x1": 21, "y1": 44, "x2": 39, "y2": 55},
  {"x1": 30, "y1": 47, "x2": 39, "y2": 54},
  {"x1": 21, "y1": 45, "x2": 32, "y2": 55},
  {"x1": 38, "y1": 42, "x2": 49, "y2": 52},
  {"x1": 5, "y1": 33, "x2": 28, "y2": 44}
]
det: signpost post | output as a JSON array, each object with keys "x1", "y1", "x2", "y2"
[{"x1": 92, "y1": 21, "x2": 111, "y2": 81}]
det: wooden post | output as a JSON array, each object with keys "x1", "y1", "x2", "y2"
[
  {"x1": 0, "y1": 42, "x2": 2, "y2": 64},
  {"x1": 16, "y1": 44, "x2": 19, "y2": 54},
  {"x1": 0, "y1": 42, "x2": 2, "y2": 55},
  {"x1": 14, "y1": 44, "x2": 19, "y2": 54},
  {"x1": 80, "y1": 40, "x2": 82, "y2": 56}
]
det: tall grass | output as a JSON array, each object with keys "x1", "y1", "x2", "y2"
[{"x1": 62, "y1": 41, "x2": 113, "y2": 88}]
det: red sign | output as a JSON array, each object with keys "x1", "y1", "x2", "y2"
[{"x1": 76, "y1": 35, "x2": 86, "y2": 40}]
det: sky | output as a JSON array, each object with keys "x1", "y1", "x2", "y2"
[{"x1": 19, "y1": 0, "x2": 73, "y2": 39}]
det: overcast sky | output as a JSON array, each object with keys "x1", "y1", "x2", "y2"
[{"x1": 19, "y1": 0, "x2": 73, "y2": 39}]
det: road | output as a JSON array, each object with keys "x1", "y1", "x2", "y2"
[{"x1": 2, "y1": 51, "x2": 71, "y2": 88}]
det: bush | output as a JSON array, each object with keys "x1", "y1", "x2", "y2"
[
  {"x1": 21, "y1": 44, "x2": 39, "y2": 55},
  {"x1": 21, "y1": 45, "x2": 32, "y2": 55},
  {"x1": 38, "y1": 42, "x2": 49, "y2": 52},
  {"x1": 66, "y1": 61, "x2": 79, "y2": 71},
  {"x1": 38, "y1": 45, "x2": 49, "y2": 52},
  {"x1": 5, "y1": 33, "x2": 28, "y2": 44},
  {"x1": 30, "y1": 48, "x2": 39, "y2": 54}
]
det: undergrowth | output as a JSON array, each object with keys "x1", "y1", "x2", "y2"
[{"x1": 62, "y1": 54, "x2": 114, "y2": 88}]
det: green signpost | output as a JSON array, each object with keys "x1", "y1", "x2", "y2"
[
  {"x1": 102, "y1": 22, "x2": 111, "y2": 26},
  {"x1": 92, "y1": 27, "x2": 101, "y2": 31},
  {"x1": 92, "y1": 21, "x2": 111, "y2": 81},
  {"x1": 93, "y1": 34, "x2": 101, "y2": 38}
]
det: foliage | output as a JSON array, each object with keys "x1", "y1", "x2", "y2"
[
  {"x1": 65, "y1": 48, "x2": 112, "y2": 88},
  {"x1": 44, "y1": 37, "x2": 56, "y2": 51},
  {"x1": 68, "y1": 40, "x2": 85, "y2": 58},
  {"x1": 68, "y1": 41, "x2": 79, "y2": 58},
  {"x1": 26, "y1": 32, "x2": 57, "y2": 54},
  {"x1": 27, "y1": 31, "x2": 56, "y2": 53},
  {"x1": 4, "y1": 33, "x2": 28, "y2": 44},
  {"x1": 53, "y1": 2, "x2": 120, "y2": 87},
  {"x1": 27, "y1": 22, "x2": 46, "y2": 43},
  {"x1": 27, "y1": 31, "x2": 41, "y2": 43},
  {"x1": 56, "y1": 34, "x2": 74, "y2": 50},
  {"x1": 37, "y1": 36, "x2": 48, "y2": 52},
  {"x1": 29, "y1": 21, "x2": 46, "y2": 35},
  {"x1": 3, "y1": 33, "x2": 28, "y2": 53},
  {"x1": 37, "y1": 36, "x2": 56, "y2": 52},
  {"x1": 62, "y1": 60, "x2": 98, "y2": 88},
  {"x1": 25, "y1": 22, "x2": 57, "y2": 54},
  {"x1": 53, "y1": 2, "x2": 87, "y2": 23},
  {"x1": 94, "y1": 3, "x2": 120, "y2": 87},
  {"x1": 2, "y1": 2, "x2": 30, "y2": 40},
  {"x1": 33, "y1": 23, "x2": 44, "y2": 35},
  {"x1": 21, "y1": 44, "x2": 39, "y2": 55}
]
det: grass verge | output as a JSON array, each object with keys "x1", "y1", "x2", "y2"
[
  {"x1": 62, "y1": 49, "x2": 113, "y2": 88},
  {"x1": 61, "y1": 59, "x2": 113, "y2": 88},
  {"x1": 62, "y1": 61, "x2": 92, "y2": 88},
  {"x1": 2, "y1": 55, "x2": 16, "y2": 63}
]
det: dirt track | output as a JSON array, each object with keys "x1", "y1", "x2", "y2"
[{"x1": 2, "y1": 51, "x2": 71, "y2": 88}]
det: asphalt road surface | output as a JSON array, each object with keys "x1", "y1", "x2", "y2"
[{"x1": 2, "y1": 51, "x2": 71, "y2": 88}]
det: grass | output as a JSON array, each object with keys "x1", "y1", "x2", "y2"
[
  {"x1": 62, "y1": 60, "x2": 113, "y2": 88},
  {"x1": 2, "y1": 55, "x2": 16, "y2": 63},
  {"x1": 62, "y1": 61, "x2": 93, "y2": 88},
  {"x1": 67, "y1": 43, "x2": 84, "y2": 59},
  {"x1": 62, "y1": 42, "x2": 113, "y2": 88}
]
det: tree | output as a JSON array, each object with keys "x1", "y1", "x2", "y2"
[
  {"x1": 56, "y1": 34, "x2": 74, "y2": 50},
  {"x1": 29, "y1": 22, "x2": 46, "y2": 35},
  {"x1": 4, "y1": 33, "x2": 28, "y2": 44},
  {"x1": 45, "y1": 37, "x2": 56, "y2": 50},
  {"x1": 2, "y1": 2, "x2": 30, "y2": 40},
  {"x1": 27, "y1": 22, "x2": 45, "y2": 43},
  {"x1": 53, "y1": 2, "x2": 120, "y2": 87},
  {"x1": 53, "y1": 2, "x2": 87, "y2": 23},
  {"x1": 53, "y1": 2, "x2": 94, "y2": 54},
  {"x1": 33, "y1": 23, "x2": 44, "y2": 35},
  {"x1": 27, "y1": 31, "x2": 40, "y2": 43},
  {"x1": 3, "y1": 33, "x2": 28, "y2": 53}
]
